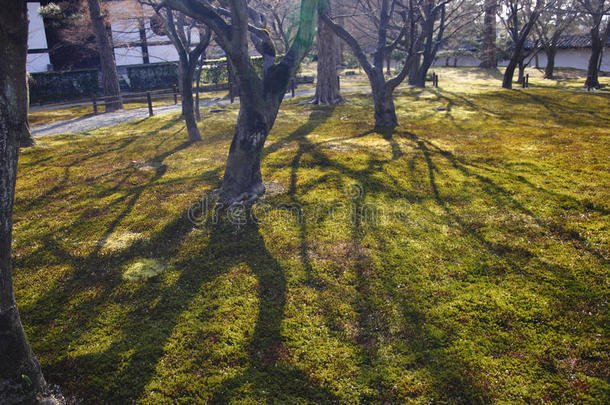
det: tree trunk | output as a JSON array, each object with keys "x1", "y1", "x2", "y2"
[
  {"x1": 220, "y1": 105, "x2": 268, "y2": 203},
  {"x1": 503, "y1": 55, "x2": 519, "y2": 89},
  {"x1": 544, "y1": 47, "x2": 556, "y2": 79},
  {"x1": 372, "y1": 78, "x2": 398, "y2": 127},
  {"x1": 195, "y1": 63, "x2": 203, "y2": 121},
  {"x1": 411, "y1": 69, "x2": 426, "y2": 88},
  {"x1": 585, "y1": 25, "x2": 602, "y2": 89},
  {"x1": 0, "y1": 1, "x2": 51, "y2": 402},
  {"x1": 162, "y1": 0, "x2": 321, "y2": 203},
  {"x1": 480, "y1": 0, "x2": 497, "y2": 68},
  {"x1": 311, "y1": 13, "x2": 343, "y2": 105},
  {"x1": 518, "y1": 58, "x2": 525, "y2": 84},
  {"x1": 408, "y1": 55, "x2": 421, "y2": 86},
  {"x1": 178, "y1": 62, "x2": 202, "y2": 142},
  {"x1": 87, "y1": 0, "x2": 123, "y2": 112},
  {"x1": 20, "y1": 77, "x2": 34, "y2": 148}
]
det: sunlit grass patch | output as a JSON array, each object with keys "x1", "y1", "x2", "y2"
[
  {"x1": 13, "y1": 73, "x2": 610, "y2": 404},
  {"x1": 123, "y1": 259, "x2": 169, "y2": 281}
]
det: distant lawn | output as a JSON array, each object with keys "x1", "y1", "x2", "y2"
[{"x1": 14, "y1": 73, "x2": 609, "y2": 403}]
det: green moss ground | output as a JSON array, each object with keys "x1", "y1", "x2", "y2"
[{"x1": 14, "y1": 70, "x2": 610, "y2": 403}]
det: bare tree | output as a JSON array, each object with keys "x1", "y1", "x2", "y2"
[
  {"x1": 87, "y1": 0, "x2": 123, "y2": 111},
  {"x1": 499, "y1": 0, "x2": 550, "y2": 89},
  {"x1": 150, "y1": 4, "x2": 212, "y2": 141},
  {"x1": 164, "y1": 0, "x2": 321, "y2": 203},
  {"x1": 252, "y1": 0, "x2": 302, "y2": 54},
  {"x1": 322, "y1": 0, "x2": 414, "y2": 126},
  {"x1": 535, "y1": 0, "x2": 577, "y2": 79},
  {"x1": 577, "y1": 0, "x2": 610, "y2": 88},
  {"x1": 0, "y1": 1, "x2": 58, "y2": 403},
  {"x1": 407, "y1": 0, "x2": 474, "y2": 87}
]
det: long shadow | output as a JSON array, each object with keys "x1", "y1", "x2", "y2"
[
  {"x1": 284, "y1": 124, "x2": 495, "y2": 402},
  {"x1": 21, "y1": 110, "x2": 343, "y2": 402},
  {"x1": 410, "y1": 133, "x2": 608, "y2": 262},
  {"x1": 207, "y1": 221, "x2": 341, "y2": 404},
  {"x1": 41, "y1": 211, "x2": 340, "y2": 403}
]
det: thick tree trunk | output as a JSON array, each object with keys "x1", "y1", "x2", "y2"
[
  {"x1": 311, "y1": 13, "x2": 343, "y2": 105},
  {"x1": 372, "y1": 79, "x2": 398, "y2": 127},
  {"x1": 411, "y1": 68, "x2": 426, "y2": 88},
  {"x1": 480, "y1": 0, "x2": 497, "y2": 68},
  {"x1": 87, "y1": 0, "x2": 123, "y2": 112},
  {"x1": 220, "y1": 105, "x2": 268, "y2": 203},
  {"x1": 585, "y1": 26, "x2": 602, "y2": 89},
  {"x1": 544, "y1": 47, "x2": 556, "y2": 79},
  {"x1": 0, "y1": 1, "x2": 52, "y2": 402},
  {"x1": 178, "y1": 62, "x2": 202, "y2": 142}
]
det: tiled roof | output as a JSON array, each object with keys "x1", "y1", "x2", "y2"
[{"x1": 554, "y1": 33, "x2": 610, "y2": 48}]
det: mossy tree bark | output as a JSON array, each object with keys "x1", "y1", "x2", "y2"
[
  {"x1": 0, "y1": 1, "x2": 51, "y2": 402},
  {"x1": 87, "y1": 0, "x2": 123, "y2": 112},
  {"x1": 164, "y1": 0, "x2": 322, "y2": 203}
]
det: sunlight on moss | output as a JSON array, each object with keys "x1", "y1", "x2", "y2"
[
  {"x1": 12, "y1": 67, "x2": 609, "y2": 404},
  {"x1": 100, "y1": 231, "x2": 143, "y2": 253},
  {"x1": 123, "y1": 259, "x2": 168, "y2": 281}
]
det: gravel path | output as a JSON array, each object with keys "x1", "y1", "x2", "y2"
[
  {"x1": 31, "y1": 99, "x2": 220, "y2": 137},
  {"x1": 29, "y1": 86, "x2": 378, "y2": 137}
]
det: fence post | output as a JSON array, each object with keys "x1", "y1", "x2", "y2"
[
  {"x1": 147, "y1": 92, "x2": 154, "y2": 117},
  {"x1": 337, "y1": 75, "x2": 340, "y2": 90},
  {"x1": 526, "y1": 74, "x2": 529, "y2": 88},
  {"x1": 173, "y1": 85, "x2": 178, "y2": 104},
  {"x1": 291, "y1": 78, "x2": 296, "y2": 97},
  {"x1": 92, "y1": 93, "x2": 98, "y2": 115}
]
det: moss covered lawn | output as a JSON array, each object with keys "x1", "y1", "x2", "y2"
[{"x1": 14, "y1": 71, "x2": 610, "y2": 404}]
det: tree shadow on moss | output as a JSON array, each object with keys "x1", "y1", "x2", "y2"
[{"x1": 281, "y1": 125, "x2": 494, "y2": 402}]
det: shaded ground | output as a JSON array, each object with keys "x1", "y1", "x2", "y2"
[{"x1": 13, "y1": 73, "x2": 610, "y2": 404}]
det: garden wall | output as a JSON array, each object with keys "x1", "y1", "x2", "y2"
[
  {"x1": 127, "y1": 62, "x2": 178, "y2": 91},
  {"x1": 29, "y1": 69, "x2": 99, "y2": 104}
]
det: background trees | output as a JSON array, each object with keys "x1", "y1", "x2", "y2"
[
  {"x1": 535, "y1": 0, "x2": 578, "y2": 79},
  {"x1": 322, "y1": 0, "x2": 414, "y2": 126},
  {"x1": 498, "y1": 0, "x2": 549, "y2": 89}
]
